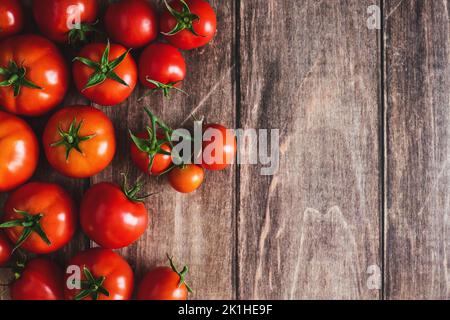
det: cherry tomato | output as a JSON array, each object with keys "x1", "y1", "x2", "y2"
[
  {"x1": 33, "y1": 0, "x2": 99, "y2": 44},
  {"x1": 10, "y1": 258, "x2": 64, "y2": 300},
  {"x1": 43, "y1": 105, "x2": 116, "y2": 178},
  {"x1": 105, "y1": 0, "x2": 158, "y2": 49},
  {"x1": 1, "y1": 182, "x2": 77, "y2": 254},
  {"x1": 131, "y1": 131, "x2": 172, "y2": 175},
  {"x1": 0, "y1": 232, "x2": 12, "y2": 266},
  {"x1": 80, "y1": 181, "x2": 149, "y2": 249},
  {"x1": 168, "y1": 164, "x2": 204, "y2": 193},
  {"x1": 137, "y1": 255, "x2": 192, "y2": 300},
  {"x1": 0, "y1": 35, "x2": 69, "y2": 116},
  {"x1": 0, "y1": 111, "x2": 39, "y2": 192},
  {"x1": 73, "y1": 42, "x2": 137, "y2": 106},
  {"x1": 139, "y1": 43, "x2": 186, "y2": 97},
  {"x1": 64, "y1": 248, "x2": 133, "y2": 300},
  {"x1": 0, "y1": 0, "x2": 23, "y2": 40},
  {"x1": 160, "y1": 0, "x2": 217, "y2": 50},
  {"x1": 201, "y1": 124, "x2": 236, "y2": 171}
]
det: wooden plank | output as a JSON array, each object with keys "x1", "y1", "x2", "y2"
[
  {"x1": 384, "y1": 0, "x2": 450, "y2": 299},
  {"x1": 90, "y1": 0, "x2": 236, "y2": 299},
  {"x1": 237, "y1": 0, "x2": 382, "y2": 299}
]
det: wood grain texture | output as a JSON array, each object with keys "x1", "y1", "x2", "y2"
[
  {"x1": 237, "y1": 0, "x2": 381, "y2": 299},
  {"x1": 90, "y1": 0, "x2": 236, "y2": 299},
  {"x1": 384, "y1": 0, "x2": 450, "y2": 299}
]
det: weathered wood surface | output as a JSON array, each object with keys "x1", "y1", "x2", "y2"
[
  {"x1": 91, "y1": 0, "x2": 236, "y2": 299},
  {"x1": 237, "y1": 0, "x2": 381, "y2": 299},
  {"x1": 384, "y1": 0, "x2": 450, "y2": 299},
  {"x1": 1, "y1": 0, "x2": 450, "y2": 300}
]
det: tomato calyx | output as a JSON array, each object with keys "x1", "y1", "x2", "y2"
[
  {"x1": 73, "y1": 41, "x2": 132, "y2": 90},
  {"x1": 0, "y1": 209, "x2": 51, "y2": 252},
  {"x1": 0, "y1": 61, "x2": 43, "y2": 97},
  {"x1": 68, "y1": 20, "x2": 101, "y2": 45},
  {"x1": 140, "y1": 78, "x2": 187, "y2": 99},
  {"x1": 167, "y1": 254, "x2": 193, "y2": 293},
  {"x1": 130, "y1": 107, "x2": 174, "y2": 173},
  {"x1": 162, "y1": 0, "x2": 204, "y2": 37},
  {"x1": 121, "y1": 173, "x2": 155, "y2": 202},
  {"x1": 74, "y1": 266, "x2": 110, "y2": 300},
  {"x1": 50, "y1": 118, "x2": 96, "y2": 160}
]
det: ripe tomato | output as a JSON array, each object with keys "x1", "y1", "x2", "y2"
[
  {"x1": 64, "y1": 248, "x2": 133, "y2": 300},
  {"x1": 0, "y1": 35, "x2": 69, "y2": 116},
  {"x1": 139, "y1": 43, "x2": 186, "y2": 97},
  {"x1": 168, "y1": 164, "x2": 204, "y2": 193},
  {"x1": 0, "y1": 111, "x2": 39, "y2": 192},
  {"x1": 137, "y1": 255, "x2": 192, "y2": 300},
  {"x1": 33, "y1": 0, "x2": 99, "y2": 44},
  {"x1": 0, "y1": 232, "x2": 12, "y2": 266},
  {"x1": 73, "y1": 42, "x2": 137, "y2": 106},
  {"x1": 43, "y1": 105, "x2": 116, "y2": 178},
  {"x1": 10, "y1": 258, "x2": 64, "y2": 300},
  {"x1": 0, "y1": 182, "x2": 76, "y2": 254},
  {"x1": 80, "y1": 181, "x2": 149, "y2": 249},
  {"x1": 160, "y1": 0, "x2": 217, "y2": 50},
  {"x1": 201, "y1": 124, "x2": 236, "y2": 171},
  {"x1": 131, "y1": 131, "x2": 173, "y2": 175},
  {"x1": 0, "y1": 0, "x2": 23, "y2": 40},
  {"x1": 105, "y1": 0, "x2": 158, "y2": 49}
]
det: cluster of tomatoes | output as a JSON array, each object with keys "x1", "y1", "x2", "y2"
[{"x1": 0, "y1": 0, "x2": 235, "y2": 300}]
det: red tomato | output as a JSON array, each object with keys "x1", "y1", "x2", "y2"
[
  {"x1": 80, "y1": 181, "x2": 149, "y2": 249},
  {"x1": 139, "y1": 43, "x2": 186, "y2": 97},
  {"x1": 0, "y1": 111, "x2": 39, "y2": 192},
  {"x1": 201, "y1": 124, "x2": 236, "y2": 171},
  {"x1": 160, "y1": 0, "x2": 217, "y2": 50},
  {"x1": 73, "y1": 42, "x2": 137, "y2": 106},
  {"x1": 1, "y1": 182, "x2": 77, "y2": 254},
  {"x1": 168, "y1": 164, "x2": 204, "y2": 193},
  {"x1": 137, "y1": 256, "x2": 192, "y2": 300},
  {"x1": 0, "y1": 35, "x2": 69, "y2": 116},
  {"x1": 0, "y1": 232, "x2": 12, "y2": 266},
  {"x1": 33, "y1": 0, "x2": 98, "y2": 44},
  {"x1": 105, "y1": 0, "x2": 158, "y2": 48},
  {"x1": 0, "y1": 0, "x2": 23, "y2": 40},
  {"x1": 43, "y1": 105, "x2": 116, "y2": 178},
  {"x1": 131, "y1": 131, "x2": 173, "y2": 175},
  {"x1": 64, "y1": 248, "x2": 134, "y2": 300},
  {"x1": 10, "y1": 258, "x2": 64, "y2": 300}
]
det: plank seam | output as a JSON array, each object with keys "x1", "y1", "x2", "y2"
[
  {"x1": 380, "y1": 0, "x2": 387, "y2": 300},
  {"x1": 234, "y1": 0, "x2": 242, "y2": 300}
]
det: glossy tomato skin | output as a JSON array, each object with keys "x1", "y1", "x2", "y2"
[
  {"x1": 80, "y1": 182, "x2": 148, "y2": 249},
  {"x1": 0, "y1": 0, "x2": 23, "y2": 40},
  {"x1": 131, "y1": 131, "x2": 172, "y2": 175},
  {"x1": 0, "y1": 35, "x2": 69, "y2": 116},
  {"x1": 139, "y1": 43, "x2": 186, "y2": 89},
  {"x1": 33, "y1": 0, "x2": 98, "y2": 43},
  {"x1": 73, "y1": 43, "x2": 137, "y2": 106},
  {"x1": 137, "y1": 266, "x2": 188, "y2": 300},
  {"x1": 0, "y1": 111, "x2": 39, "y2": 192},
  {"x1": 0, "y1": 232, "x2": 12, "y2": 266},
  {"x1": 201, "y1": 124, "x2": 236, "y2": 171},
  {"x1": 3, "y1": 183, "x2": 77, "y2": 254},
  {"x1": 168, "y1": 164, "x2": 204, "y2": 193},
  {"x1": 43, "y1": 106, "x2": 116, "y2": 178},
  {"x1": 64, "y1": 248, "x2": 134, "y2": 300},
  {"x1": 105, "y1": 0, "x2": 158, "y2": 48},
  {"x1": 11, "y1": 258, "x2": 64, "y2": 300},
  {"x1": 160, "y1": 0, "x2": 217, "y2": 50}
]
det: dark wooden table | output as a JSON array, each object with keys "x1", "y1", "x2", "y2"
[{"x1": 1, "y1": 0, "x2": 449, "y2": 300}]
